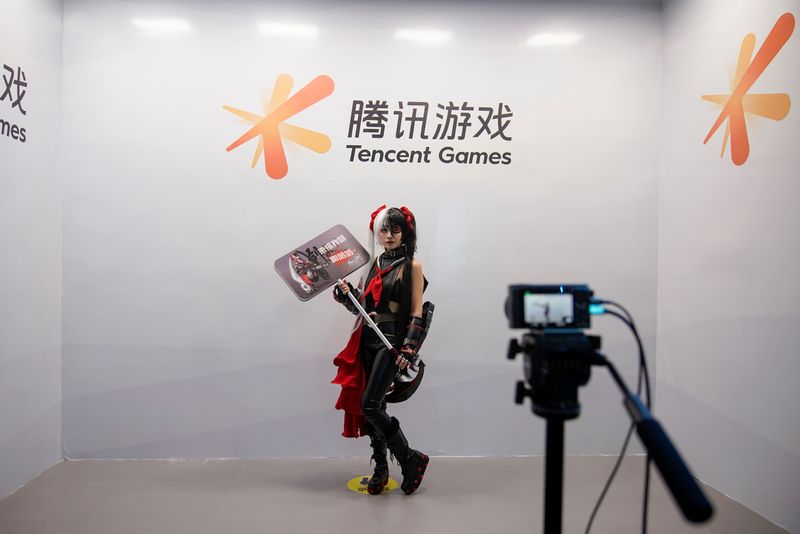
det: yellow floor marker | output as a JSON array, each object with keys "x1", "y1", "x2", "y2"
[{"x1": 346, "y1": 475, "x2": 399, "y2": 494}]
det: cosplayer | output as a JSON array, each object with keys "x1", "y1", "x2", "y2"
[{"x1": 331, "y1": 205, "x2": 430, "y2": 495}]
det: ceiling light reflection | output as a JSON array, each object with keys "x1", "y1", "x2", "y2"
[
  {"x1": 130, "y1": 18, "x2": 192, "y2": 35},
  {"x1": 258, "y1": 22, "x2": 318, "y2": 39},
  {"x1": 525, "y1": 32, "x2": 583, "y2": 47},
  {"x1": 394, "y1": 28, "x2": 453, "y2": 45}
]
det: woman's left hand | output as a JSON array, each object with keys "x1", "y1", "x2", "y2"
[{"x1": 396, "y1": 347, "x2": 416, "y2": 369}]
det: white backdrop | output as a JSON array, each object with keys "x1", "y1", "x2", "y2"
[
  {"x1": 61, "y1": 0, "x2": 661, "y2": 459},
  {"x1": 0, "y1": 0, "x2": 63, "y2": 498},
  {"x1": 659, "y1": 0, "x2": 800, "y2": 530}
]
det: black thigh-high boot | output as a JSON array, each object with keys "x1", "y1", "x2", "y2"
[
  {"x1": 361, "y1": 343, "x2": 399, "y2": 495},
  {"x1": 367, "y1": 433, "x2": 390, "y2": 495},
  {"x1": 384, "y1": 417, "x2": 429, "y2": 495}
]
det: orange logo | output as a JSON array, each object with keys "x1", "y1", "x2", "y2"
[
  {"x1": 224, "y1": 75, "x2": 334, "y2": 179},
  {"x1": 702, "y1": 13, "x2": 794, "y2": 166}
]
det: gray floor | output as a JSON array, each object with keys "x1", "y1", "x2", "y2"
[{"x1": 0, "y1": 456, "x2": 786, "y2": 534}]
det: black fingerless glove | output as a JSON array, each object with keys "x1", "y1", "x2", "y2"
[
  {"x1": 401, "y1": 316, "x2": 426, "y2": 361},
  {"x1": 333, "y1": 283, "x2": 361, "y2": 315},
  {"x1": 399, "y1": 346, "x2": 418, "y2": 365}
]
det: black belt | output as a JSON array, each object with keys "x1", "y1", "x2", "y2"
[{"x1": 370, "y1": 313, "x2": 397, "y2": 324}]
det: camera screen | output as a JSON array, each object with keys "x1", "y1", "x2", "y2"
[
  {"x1": 507, "y1": 284, "x2": 592, "y2": 329},
  {"x1": 523, "y1": 293, "x2": 574, "y2": 327}
]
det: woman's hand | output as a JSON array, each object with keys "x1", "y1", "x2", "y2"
[
  {"x1": 396, "y1": 346, "x2": 417, "y2": 369},
  {"x1": 337, "y1": 280, "x2": 350, "y2": 295}
]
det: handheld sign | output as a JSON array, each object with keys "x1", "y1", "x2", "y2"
[{"x1": 274, "y1": 224, "x2": 370, "y2": 301}]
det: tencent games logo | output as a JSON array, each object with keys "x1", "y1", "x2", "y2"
[
  {"x1": 702, "y1": 13, "x2": 794, "y2": 166},
  {"x1": 224, "y1": 74, "x2": 334, "y2": 179}
]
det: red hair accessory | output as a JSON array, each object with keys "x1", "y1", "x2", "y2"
[
  {"x1": 400, "y1": 206, "x2": 414, "y2": 231},
  {"x1": 369, "y1": 204, "x2": 387, "y2": 231}
]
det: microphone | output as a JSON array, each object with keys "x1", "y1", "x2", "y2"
[{"x1": 625, "y1": 395, "x2": 714, "y2": 523}]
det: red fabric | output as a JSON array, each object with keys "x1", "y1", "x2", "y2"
[
  {"x1": 363, "y1": 258, "x2": 403, "y2": 307},
  {"x1": 365, "y1": 265, "x2": 384, "y2": 305},
  {"x1": 331, "y1": 258, "x2": 404, "y2": 438},
  {"x1": 399, "y1": 206, "x2": 414, "y2": 231},
  {"x1": 331, "y1": 325, "x2": 366, "y2": 438}
]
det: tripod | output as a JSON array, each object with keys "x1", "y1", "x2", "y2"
[
  {"x1": 512, "y1": 331, "x2": 596, "y2": 534},
  {"x1": 510, "y1": 330, "x2": 712, "y2": 534}
]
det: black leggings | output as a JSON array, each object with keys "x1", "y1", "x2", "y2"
[{"x1": 361, "y1": 322, "x2": 399, "y2": 437}]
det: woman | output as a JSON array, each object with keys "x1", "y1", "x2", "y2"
[{"x1": 332, "y1": 205, "x2": 429, "y2": 495}]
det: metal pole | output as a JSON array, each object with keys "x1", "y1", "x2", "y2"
[
  {"x1": 544, "y1": 418, "x2": 564, "y2": 534},
  {"x1": 338, "y1": 279, "x2": 396, "y2": 353}
]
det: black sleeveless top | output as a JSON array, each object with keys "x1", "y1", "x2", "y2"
[{"x1": 362, "y1": 246, "x2": 427, "y2": 340}]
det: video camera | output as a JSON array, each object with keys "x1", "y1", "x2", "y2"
[{"x1": 505, "y1": 284, "x2": 594, "y2": 330}]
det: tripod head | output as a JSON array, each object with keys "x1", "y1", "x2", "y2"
[{"x1": 510, "y1": 330, "x2": 600, "y2": 420}]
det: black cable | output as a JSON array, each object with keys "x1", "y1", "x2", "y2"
[
  {"x1": 584, "y1": 326, "x2": 644, "y2": 534},
  {"x1": 583, "y1": 423, "x2": 636, "y2": 534},
  {"x1": 601, "y1": 305, "x2": 651, "y2": 409},
  {"x1": 601, "y1": 302, "x2": 653, "y2": 534},
  {"x1": 603, "y1": 301, "x2": 650, "y2": 408},
  {"x1": 584, "y1": 302, "x2": 652, "y2": 534}
]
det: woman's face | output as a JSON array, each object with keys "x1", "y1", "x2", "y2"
[{"x1": 379, "y1": 223, "x2": 403, "y2": 250}]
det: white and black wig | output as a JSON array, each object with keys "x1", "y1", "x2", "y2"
[{"x1": 369, "y1": 205, "x2": 418, "y2": 261}]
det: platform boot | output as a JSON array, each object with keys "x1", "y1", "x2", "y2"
[
  {"x1": 384, "y1": 417, "x2": 429, "y2": 495},
  {"x1": 367, "y1": 433, "x2": 390, "y2": 495}
]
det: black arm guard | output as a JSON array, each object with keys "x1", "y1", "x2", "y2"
[
  {"x1": 333, "y1": 283, "x2": 361, "y2": 315},
  {"x1": 402, "y1": 316, "x2": 426, "y2": 352}
]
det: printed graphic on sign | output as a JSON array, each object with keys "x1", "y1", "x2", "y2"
[
  {"x1": 702, "y1": 13, "x2": 794, "y2": 166},
  {"x1": 346, "y1": 475, "x2": 398, "y2": 494},
  {"x1": 224, "y1": 74, "x2": 334, "y2": 179},
  {"x1": 274, "y1": 224, "x2": 369, "y2": 301}
]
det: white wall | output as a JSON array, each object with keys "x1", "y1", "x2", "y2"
[
  {"x1": 658, "y1": 0, "x2": 800, "y2": 530},
  {"x1": 0, "y1": 0, "x2": 63, "y2": 499},
  {"x1": 60, "y1": 0, "x2": 661, "y2": 459},
  {"x1": 3, "y1": 0, "x2": 796, "y2": 527}
]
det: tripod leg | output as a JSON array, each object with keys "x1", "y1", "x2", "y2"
[{"x1": 544, "y1": 419, "x2": 564, "y2": 534}]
